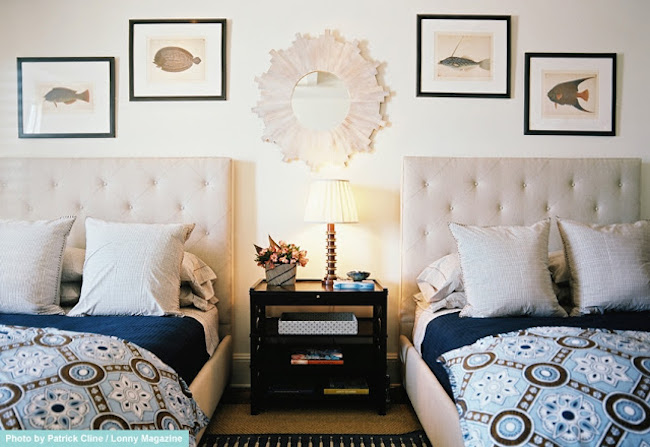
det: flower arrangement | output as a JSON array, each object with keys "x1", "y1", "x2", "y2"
[{"x1": 254, "y1": 235, "x2": 308, "y2": 270}]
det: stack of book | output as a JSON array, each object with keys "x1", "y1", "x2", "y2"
[
  {"x1": 323, "y1": 377, "x2": 369, "y2": 395},
  {"x1": 290, "y1": 348, "x2": 343, "y2": 365},
  {"x1": 333, "y1": 279, "x2": 375, "y2": 291}
]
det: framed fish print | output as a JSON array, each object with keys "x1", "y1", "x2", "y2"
[
  {"x1": 129, "y1": 19, "x2": 227, "y2": 101},
  {"x1": 17, "y1": 57, "x2": 115, "y2": 138},
  {"x1": 416, "y1": 15, "x2": 511, "y2": 98},
  {"x1": 524, "y1": 53, "x2": 616, "y2": 136}
]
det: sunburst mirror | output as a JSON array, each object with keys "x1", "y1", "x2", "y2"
[{"x1": 253, "y1": 31, "x2": 388, "y2": 170}]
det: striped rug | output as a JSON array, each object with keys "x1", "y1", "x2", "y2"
[{"x1": 200, "y1": 431, "x2": 431, "y2": 447}]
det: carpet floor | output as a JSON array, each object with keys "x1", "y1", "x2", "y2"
[{"x1": 204, "y1": 388, "x2": 423, "y2": 435}]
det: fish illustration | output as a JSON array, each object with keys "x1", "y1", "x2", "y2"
[
  {"x1": 153, "y1": 46, "x2": 201, "y2": 72},
  {"x1": 439, "y1": 56, "x2": 490, "y2": 71},
  {"x1": 547, "y1": 77, "x2": 594, "y2": 112},
  {"x1": 44, "y1": 87, "x2": 90, "y2": 107},
  {"x1": 439, "y1": 36, "x2": 490, "y2": 71}
]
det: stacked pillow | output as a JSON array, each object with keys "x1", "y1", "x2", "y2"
[
  {"x1": 416, "y1": 218, "x2": 649, "y2": 318},
  {"x1": 1, "y1": 216, "x2": 218, "y2": 316}
]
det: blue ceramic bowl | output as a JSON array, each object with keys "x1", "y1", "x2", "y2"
[{"x1": 346, "y1": 270, "x2": 370, "y2": 281}]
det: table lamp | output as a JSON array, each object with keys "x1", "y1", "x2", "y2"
[{"x1": 304, "y1": 179, "x2": 358, "y2": 285}]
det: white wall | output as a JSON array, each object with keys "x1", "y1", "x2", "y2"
[{"x1": 1, "y1": 0, "x2": 648, "y2": 386}]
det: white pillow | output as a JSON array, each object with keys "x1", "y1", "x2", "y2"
[
  {"x1": 69, "y1": 218, "x2": 194, "y2": 317},
  {"x1": 0, "y1": 216, "x2": 75, "y2": 315},
  {"x1": 416, "y1": 253, "x2": 464, "y2": 303},
  {"x1": 449, "y1": 219, "x2": 567, "y2": 318},
  {"x1": 558, "y1": 218, "x2": 650, "y2": 315},
  {"x1": 180, "y1": 252, "x2": 218, "y2": 305}
]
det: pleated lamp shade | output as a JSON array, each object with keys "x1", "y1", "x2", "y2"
[
  {"x1": 304, "y1": 179, "x2": 358, "y2": 223},
  {"x1": 304, "y1": 179, "x2": 358, "y2": 284}
]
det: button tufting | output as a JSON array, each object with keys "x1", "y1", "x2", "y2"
[
  {"x1": 424, "y1": 182, "x2": 430, "y2": 187},
  {"x1": 153, "y1": 180, "x2": 158, "y2": 185},
  {"x1": 204, "y1": 181, "x2": 210, "y2": 187},
  {"x1": 473, "y1": 181, "x2": 478, "y2": 187},
  {"x1": 594, "y1": 206, "x2": 599, "y2": 212},
  {"x1": 180, "y1": 205, "x2": 185, "y2": 211},
  {"x1": 546, "y1": 206, "x2": 551, "y2": 211},
  {"x1": 498, "y1": 205, "x2": 504, "y2": 211},
  {"x1": 618, "y1": 183, "x2": 623, "y2": 188},
  {"x1": 571, "y1": 182, "x2": 576, "y2": 187},
  {"x1": 522, "y1": 183, "x2": 527, "y2": 188},
  {"x1": 128, "y1": 204, "x2": 133, "y2": 210},
  {"x1": 449, "y1": 206, "x2": 454, "y2": 211},
  {"x1": 103, "y1": 181, "x2": 108, "y2": 187},
  {"x1": 424, "y1": 231, "x2": 430, "y2": 236}
]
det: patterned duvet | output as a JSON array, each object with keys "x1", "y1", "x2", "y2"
[
  {"x1": 0, "y1": 324, "x2": 208, "y2": 446},
  {"x1": 440, "y1": 326, "x2": 650, "y2": 446}
]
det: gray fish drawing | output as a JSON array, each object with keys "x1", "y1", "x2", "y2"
[
  {"x1": 547, "y1": 77, "x2": 594, "y2": 112},
  {"x1": 153, "y1": 46, "x2": 201, "y2": 72},
  {"x1": 439, "y1": 37, "x2": 490, "y2": 71},
  {"x1": 439, "y1": 56, "x2": 490, "y2": 71},
  {"x1": 44, "y1": 87, "x2": 89, "y2": 107}
]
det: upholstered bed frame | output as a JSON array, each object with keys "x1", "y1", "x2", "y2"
[
  {"x1": 399, "y1": 157, "x2": 641, "y2": 446},
  {"x1": 0, "y1": 157, "x2": 233, "y2": 439}
]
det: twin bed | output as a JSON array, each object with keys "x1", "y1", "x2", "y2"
[
  {"x1": 0, "y1": 157, "x2": 233, "y2": 445},
  {"x1": 1, "y1": 156, "x2": 647, "y2": 447},
  {"x1": 399, "y1": 157, "x2": 648, "y2": 446}
]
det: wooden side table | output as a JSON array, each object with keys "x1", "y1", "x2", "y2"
[{"x1": 249, "y1": 279, "x2": 388, "y2": 414}]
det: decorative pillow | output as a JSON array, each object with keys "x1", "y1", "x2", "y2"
[
  {"x1": 449, "y1": 219, "x2": 567, "y2": 318},
  {"x1": 0, "y1": 216, "x2": 75, "y2": 314},
  {"x1": 61, "y1": 246, "x2": 85, "y2": 281},
  {"x1": 416, "y1": 253, "x2": 464, "y2": 303},
  {"x1": 557, "y1": 218, "x2": 650, "y2": 315},
  {"x1": 68, "y1": 218, "x2": 194, "y2": 317}
]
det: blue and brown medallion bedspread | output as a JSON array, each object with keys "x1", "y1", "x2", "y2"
[
  {"x1": 0, "y1": 324, "x2": 209, "y2": 445},
  {"x1": 439, "y1": 326, "x2": 650, "y2": 446}
]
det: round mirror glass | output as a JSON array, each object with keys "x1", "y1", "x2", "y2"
[{"x1": 291, "y1": 71, "x2": 350, "y2": 131}]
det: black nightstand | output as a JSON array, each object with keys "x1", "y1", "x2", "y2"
[{"x1": 249, "y1": 279, "x2": 388, "y2": 415}]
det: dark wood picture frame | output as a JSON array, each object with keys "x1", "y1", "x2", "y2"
[
  {"x1": 524, "y1": 52, "x2": 616, "y2": 136},
  {"x1": 17, "y1": 57, "x2": 115, "y2": 138},
  {"x1": 417, "y1": 14, "x2": 511, "y2": 98},
  {"x1": 129, "y1": 18, "x2": 227, "y2": 101}
]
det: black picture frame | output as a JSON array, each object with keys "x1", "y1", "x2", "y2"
[
  {"x1": 417, "y1": 14, "x2": 511, "y2": 98},
  {"x1": 524, "y1": 52, "x2": 616, "y2": 136},
  {"x1": 129, "y1": 18, "x2": 227, "y2": 101},
  {"x1": 17, "y1": 57, "x2": 115, "y2": 138}
]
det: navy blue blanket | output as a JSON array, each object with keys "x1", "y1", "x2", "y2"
[
  {"x1": 421, "y1": 311, "x2": 650, "y2": 397},
  {"x1": 0, "y1": 313, "x2": 208, "y2": 383}
]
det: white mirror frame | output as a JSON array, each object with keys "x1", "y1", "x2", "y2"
[{"x1": 253, "y1": 31, "x2": 388, "y2": 170}]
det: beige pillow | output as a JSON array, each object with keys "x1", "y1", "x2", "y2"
[
  {"x1": 0, "y1": 216, "x2": 75, "y2": 314},
  {"x1": 449, "y1": 219, "x2": 567, "y2": 318},
  {"x1": 558, "y1": 218, "x2": 650, "y2": 315},
  {"x1": 61, "y1": 247, "x2": 85, "y2": 281},
  {"x1": 69, "y1": 218, "x2": 194, "y2": 317}
]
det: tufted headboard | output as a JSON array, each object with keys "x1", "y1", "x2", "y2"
[
  {"x1": 0, "y1": 157, "x2": 233, "y2": 338},
  {"x1": 400, "y1": 157, "x2": 641, "y2": 338}
]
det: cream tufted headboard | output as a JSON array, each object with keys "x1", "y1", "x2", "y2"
[
  {"x1": 0, "y1": 157, "x2": 233, "y2": 338},
  {"x1": 400, "y1": 157, "x2": 641, "y2": 338}
]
